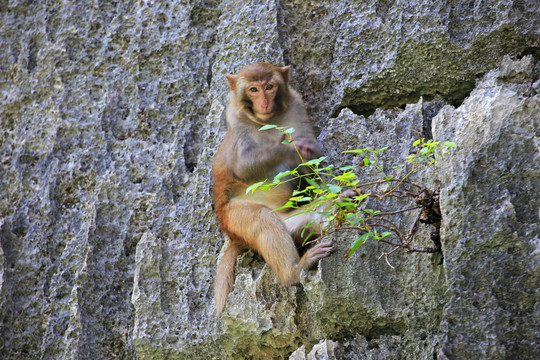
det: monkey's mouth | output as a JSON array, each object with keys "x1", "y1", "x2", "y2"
[{"x1": 256, "y1": 111, "x2": 274, "y2": 120}]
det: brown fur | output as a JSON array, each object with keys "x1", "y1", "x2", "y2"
[{"x1": 213, "y1": 62, "x2": 334, "y2": 317}]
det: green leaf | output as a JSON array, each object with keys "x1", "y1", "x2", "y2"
[
  {"x1": 301, "y1": 156, "x2": 327, "y2": 166},
  {"x1": 346, "y1": 213, "x2": 362, "y2": 225},
  {"x1": 284, "y1": 127, "x2": 296, "y2": 134},
  {"x1": 246, "y1": 181, "x2": 266, "y2": 194},
  {"x1": 334, "y1": 171, "x2": 357, "y2": 182},
  {"x1": 339, "y1": 165, "x2": 357, "y2": 171},
  {"x1": 367, "y1": 146, "x2": 389, "y2": 154},
  {"x1": 301, "y1": 221, "x2": 316, "y2": 235},
  {"x1": 413, "y1": 139, "x2": 421, "y2": 146},
  {"x1": 327, "y1": 184, "x2": 342, "y2": 194},
  {"x1": 319, "y1": 164, "x2": 334, "y2": 171},
  {"x1": 305, "y1": 178, "x2": 320, "y2": 188},
  {"x1": 310, "y1": 199, "x2": 326, "y2": 208},
  {"x1": 260, "y1": 184, "x2": 273, "y2": 192},
  {"x1": 282, "y1": 139, "x2": 291, "y2": 144},
  {"x1": 363, "y1": 158, "x2": 372, "y2": 166},
  {"x1": 373, "y1": 230, "x2": 393, "y2": 240},
  {"x1": 363, "y1": 208, "x2": 380, "y2": 215},
  {"x1": 273, "y1": 170, "x2": 295, "y2": 182},
  {"x1": 272, "y1": 201, "x2": 297, "y2": 212},
  {"x1": 283, "y1": 209, "x2": 311, "y2": 220},
  {"x1": 444, "y1": 141, "x2": 457, "y2": 148},
  {"x1": 345, "y1": 232, "x2": 372, "y2": 258},
  {"x1": 259, "y1": 124, "x2": 277, "y2": 131},
  {"x1": 355, "y1": 193, "x2": 369, "y2": 202},
  {"x1": 342, "y1": 148, "x2": 366, "y2": 154},
  {"x1": 334, "y1": 201, "x2": 354, "y2": 209}
]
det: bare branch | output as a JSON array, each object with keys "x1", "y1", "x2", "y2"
[
  {"x1": 357, "y1": 179, "x2": 423, "y2": 190},
  {"x1": 407, "y1": 247, "x2": 440, "y2": 253},
  {"x1": 376, "y1": 206, "x2": 422, "y2": 216},
  {"x1": 377, "y1": 238, "x2": 403, "y2": 247},
  {"x1": 378, "y1": 247, "x2": 400, "y2": 269}
]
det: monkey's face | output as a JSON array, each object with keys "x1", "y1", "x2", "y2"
[
  {"x1": 226, "y1": 62, "x2": 291, "y2": 124},
  {"x1": 244, "y1": 79, "x2": 279, "y2": 121}
]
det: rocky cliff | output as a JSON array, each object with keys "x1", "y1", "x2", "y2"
[{"x1": 0, "y1": 1, "x2": 538, "y2": 359}]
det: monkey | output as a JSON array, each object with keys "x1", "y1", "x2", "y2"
[{"x1": 212, "y1": 62, "x2": 335, "y2": 317}]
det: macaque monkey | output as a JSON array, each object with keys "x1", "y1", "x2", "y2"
[{"x1": 212, "y1": 62, "x2": 335, "y2": 317}]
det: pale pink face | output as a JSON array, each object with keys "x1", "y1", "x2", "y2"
[{"x1": 245, "y1": 79, "x2": 279, "y2": 120}]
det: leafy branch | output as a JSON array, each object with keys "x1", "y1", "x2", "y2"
[{"x1": 249, "y1": 125, "x2": 456, "y2": 267}]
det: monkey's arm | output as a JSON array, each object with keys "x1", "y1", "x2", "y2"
[{"x1": 231, "y1": 133, "x2": 297, "y2": 182}]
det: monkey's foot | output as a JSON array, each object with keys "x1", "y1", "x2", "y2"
[
  {"x1": 294, "y1": 239, "x2": 335, "y2": 280},
  {"x1": 304, "y1": 239, "x2": 336, "y2": 263}
]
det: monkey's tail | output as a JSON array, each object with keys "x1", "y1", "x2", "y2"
[{"x1": 214, "y1": 241, "x2": 246, "y2": 317}]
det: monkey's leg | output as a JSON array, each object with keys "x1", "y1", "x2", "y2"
[
  {"x1": 280, "y1": 207, "x2": 335, "y2": 271},
  {"x1": 279, "y1": 209, "x2": 318, "y2": 246},
  {"x1": 225, "y1": 199, "x2": 304, "y2": 286}
]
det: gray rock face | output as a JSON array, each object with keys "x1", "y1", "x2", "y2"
[
  {"x1": 433, "y1": 55, "x2": 539, "y2": 359},
  {"x1": 0, "y1": 1, "x2": 538, "y2": 359}
]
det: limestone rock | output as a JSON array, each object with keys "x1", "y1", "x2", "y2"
[{"x1": 0, "y1": 1, "x2": 538, "y2": 359}]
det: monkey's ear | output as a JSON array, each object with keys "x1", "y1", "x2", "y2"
[
  {"x1": 279, "y1": 66, "x2": 291, "y2": 83},
  {"x1": 226, "y1": 75, "x2": 237, "y2": 91}
]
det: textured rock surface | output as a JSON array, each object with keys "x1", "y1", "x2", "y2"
[
  {"x1": 0, "y1": 1, "x2": 538, "y2": 359},
  {"x1": 433, "y1": 55, "x2": 540, "y2": 359}
]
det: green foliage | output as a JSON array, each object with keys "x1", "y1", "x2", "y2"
[{"x1": 254, "y1": 125, "x2": 456, "y2": 262}]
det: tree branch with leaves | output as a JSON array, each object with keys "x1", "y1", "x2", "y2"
[{"x1": 247, "y1": 124, "x2": 456, "y2": 268}]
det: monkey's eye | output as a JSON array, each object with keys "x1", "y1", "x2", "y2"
[
  {"x1": 265, "y1": 84, "x2": 274, "y2": 90},
  {"x1": 249, "y1": 87, "x2": 258, "y2": 93}
]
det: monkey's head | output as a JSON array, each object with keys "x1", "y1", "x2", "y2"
[{"x1": 226, "y1": 62, "x2": 291, "y2": 123}]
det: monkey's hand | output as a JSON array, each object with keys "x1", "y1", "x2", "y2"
[
  {"x1": 339, "y1": 188, "x2": 363, "y2": 199},
  {"x1": 292, "y1": 137, "x2": 321, "y2": 162}
]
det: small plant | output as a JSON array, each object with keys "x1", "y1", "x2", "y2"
[{"x1": 248, "y1": 125, "x2": 456, "y2": 268}]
